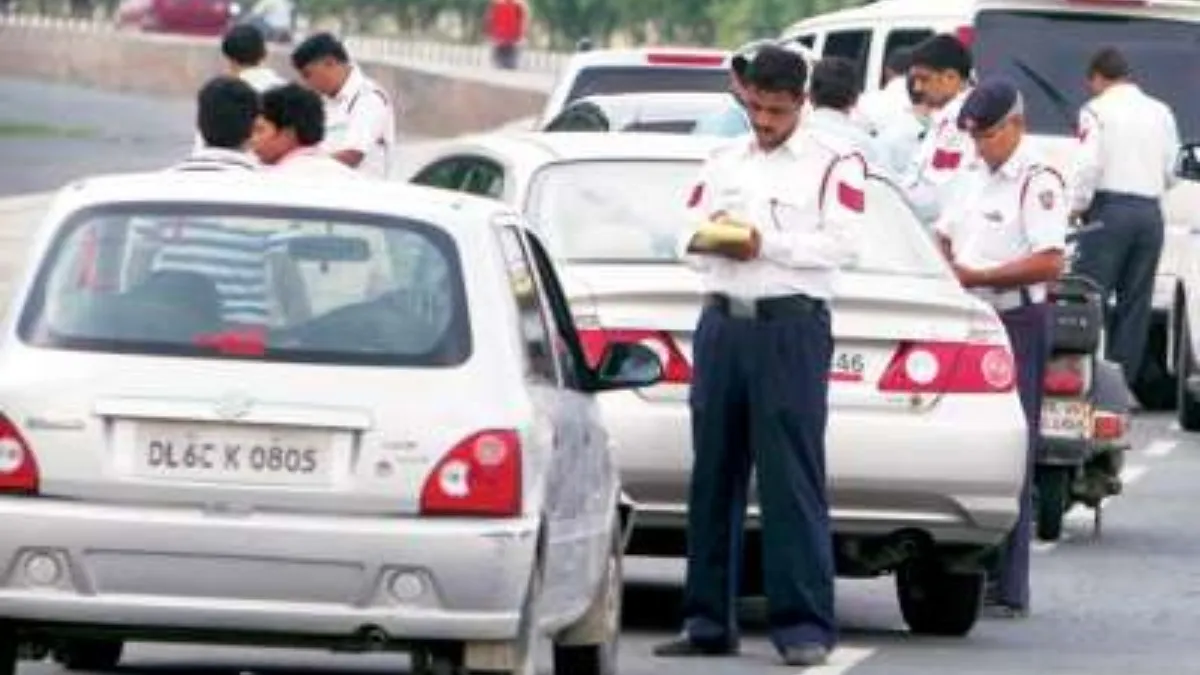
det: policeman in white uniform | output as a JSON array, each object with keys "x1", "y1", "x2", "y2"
[
  {"x1": 291, "y1": 32, "x2": 396, "y2": 179},
  {"x1": 805, "y1": 56, "x2": 886, "y2": 170},
  {"x1": 935, "y1": 77, "x2": 1067, "y2": 617},
  {"x1": 654, "y1": 45, "x2": 865, "y2": 668},
  {"x1": 1071, "y1": 46, "x2": 1181, "y2": 389},
  {"x1": 903, "y1": 34, "x2": 975, "y2": 226}
]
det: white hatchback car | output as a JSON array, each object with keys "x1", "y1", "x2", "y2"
[
  {"x1": 0, "y1": 172, "x2": 665, "y2": 675},
  {"x1": 411, "y1": 131, "x2": 1029, "y2": 637}
]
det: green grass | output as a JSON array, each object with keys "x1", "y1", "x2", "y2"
[{"x1": 0, "y1": 121, "x2": 97, "y2": 139}]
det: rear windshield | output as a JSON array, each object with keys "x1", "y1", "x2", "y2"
[
  {"x1": 525, "y1": 160, "x2": 949, "y2": 278},
  {"x1": 974, "y1": 10, "x2": 1200, "y2": 139},
  {"x1": 18, "y1": 203, "x2": 471, "y2": 367},
  {"x1": 565, "y1": 66, "x2": 729, "y2": 106}
]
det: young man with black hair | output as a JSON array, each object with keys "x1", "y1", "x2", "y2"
[
  {"x1": 857, "y1": 46, "x2": 914, "y2": 135},
  {"x1": 875, "y1": 71, "x2": 932, "y2": 177},
  {"x1": 290, "y1": 32, "x2": 395, "y2": 178},
  {"x1": 806, "y1": 56, "x2": 883, "y2": 167},
  {"x1": 175, "y1": 75, "x2": 261, "y2": 172},
  {"x1": 1071, "y1": 46, "x2": 1180, "y2": 391},
  {"x1": 655, "y1": 44, "x2": 866, "y2": 668},
  {"x1": 254, "y1": 83, "x2": 357, "y2": 177},
  {"x1": 222, "y1": 24, "x2": 286, "y2": 93},
  {"x1": 903, "y1": 33, "x2": 975, "y2": 225}
]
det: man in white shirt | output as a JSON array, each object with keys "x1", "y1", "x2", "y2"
[
  {"x1": 855, "y1": 47, "x2": 914, "y2": 136},
  {"x1": 654, "y1": 45, "x2": 865, "y2": 669},
  {"x1": 223, "y1": 24, "x2": 286, "y2": 92},
  {"x1": 291, "y1": 32, "x2": 396, "y2": 179},
  {"x1": 252, "y1": 83, "x2": 359, "y2": 178},
  {"x1": 1070, "y1": 46, "x2": 1181, "y2": 389},
  {"x1": 805, "y1": 56, "x2": 885, "y2": 170},
  {"x1": 875, "y1": 74, "x2": 932, "y2": 178},
  {"x1": 902, "y1": 34, "x2": 976, "y2": 226}
]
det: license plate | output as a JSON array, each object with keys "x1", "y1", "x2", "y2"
[
  {"x1": 1041, "y1": 400, "x2": 1092, "y2": 440},
  {"x1": 132, "y1": 422, "x2": 334, "y2": 486},
  {"x1": 830, "y1": 351, "x2": 866, "y2": 383}
]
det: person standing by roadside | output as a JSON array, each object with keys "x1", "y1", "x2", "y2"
[
  {"x1": 291, "y1": 32, "x2": 396, "y2": 179},
  {"x1": 935, "y1": 77, "x2": 1067, "y2": 618},
  {"x1": 856, "y1": 46, "x2": 914, "y2": 137},
  {"x1": 176, "y1": 76, "x2": 261, "y2": 172},
  {"x1": 653, "y1": 45, "x2": 865, "y2": 667},
  {"x1": 486, "y1": 0, "x2": 527, "y2": 70},
  {"x1": 223, "y1": 24, "x2": 286, "y2": 93},
  {"x1": 1070, "y1": 46, "x2": 1180, "y2": 390},
  {"x1": 903, "y1": 34, "x2": 975, "y2": 226},
  {"x1": 806, "y1": 56, "x2": 884, "y2": 168},
  {"x1": 253, "y1": 83, "x2": 358, "y2": 178}
]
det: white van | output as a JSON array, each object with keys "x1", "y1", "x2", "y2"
[{"x1": 781, "y1": 0, "x2": 1200, "y2": 409}]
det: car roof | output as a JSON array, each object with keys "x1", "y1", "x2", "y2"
[
  {"x1": 44, "y1": 172, "x2": 523, "y2": 234},
  {"x1": 563, "y1": 46, "x2": 732, "y2": 70},
  {"x1": 785, "y1": 0, "x2": 1200, "y2": 30},
  {"x1": 446, "y1": 131, "x2": 725, "y2": 165}
]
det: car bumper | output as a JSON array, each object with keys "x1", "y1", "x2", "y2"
[
  {"x1": 602, "y1": 389, "x2": 1025, "y2": 547},
  {"x1": 0, "y1": 497, "x2": 537, "y2": 642}
]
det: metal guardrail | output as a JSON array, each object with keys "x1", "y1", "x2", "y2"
[{"x1": 0, "y1": 12, "x2": 571, "y2": 74}]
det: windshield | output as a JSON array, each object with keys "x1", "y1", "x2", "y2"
[
  {"x1": 18, "y1": 203, "x2": 470, "y2": 367},
  {"x1": 974, "y1": 10, "x2": 1200, "y2": 139},
  {"x1": 524, "y1": 159, "x2": 950, "y2": 278},
  {"x1": 565, "y1": 67, "x2": 730, "y2": 106}
]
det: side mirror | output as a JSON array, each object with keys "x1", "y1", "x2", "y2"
[
  {"x1": 591, "y1": 341, "x2": 664, "y2": 391},
  {"x1": 1176, "y1": 142, "x2": 1200, "y2": 182}
]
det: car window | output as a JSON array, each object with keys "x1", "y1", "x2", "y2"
[
  {"x1": 564, "y1": 67, "x2": 729, "y2": 107},
  {"x1": 497, "y1": 226, "x2": 561, "y2": 384},
  {"x1": 461, "y1": 159, "x2": 505, "y2": 199},
  {"x1": 411, "y1": 158, "x2": 469, "y2": 191},
  {"x1": 822, "y1": 29, "x2": 872, "y2": 91},
  {"x1": 792, "y1": 34, "x2": 816, "y2": 48},
  {"x1": 522, "y1": 232, "x2": 589, "y2": 391},
  {"x1": 544, "y1": 102, "x2": 612, "y2": 132},
  {"x1": 524, "y1": 159, "x2": 950, "y2": 279},
  {"x1": 881, "y1": 28, "x2": 932, "y2": 86},
  {"x1": 974, "y1": 10, "x2": 1200, "y2": 139},
  {"x1": 19, "y1": 204, "x2": 471, "y2": 367}
]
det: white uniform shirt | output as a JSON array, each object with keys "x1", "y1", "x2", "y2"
[
  {"x1": 1071, "y1": 82, "x2": 1181, "y2": 212},
  {"x1": 935, "y1": 140, "x2": 1068, "y2": 311},
  {"x1": 805, "y1": 107, "x2": 885, "y2": 171},
  {"x1": 269, "y1": 147, "x2": 361, "y2": 178},
  {"x1": 676, "y1": 127, "x2": 867, "y2": 301},
  {"x1": 876, "y1": 107, "x2": 929, "y2": 178},
  {"x1": 903, "y1": 88, "x2": 974, "y2": 225},
  {"x1": 321, "y1": 66, "x2": 396, "y2": 179},
  {"x1": 855, "y1": 76, "x2": 910, "y2": 136}
]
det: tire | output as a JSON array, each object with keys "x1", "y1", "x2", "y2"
[
  {"x1": 1132, "y1": 319, "x2": 1176, "y2": 410},
  {"x1": 1176, "y1": 317, "x2": 1200, "y2": 430},
  {"x1": 427, "y1": 566, "x2": 542, "y2": 675},
  {"x1": 0, "y1": 624, "x2": 16, "y2": 675},
  {"x1": 552, "y1": 520, "x2": 622, "y2": 675},
  {"x1": 895, "y1": 559, "x2": 984, "y2": 637},
  {"x1": 54, "y1": 639, "x2": 124, "y2": 672},
  {"x1": 1035, "y1": 467, "x2": 1070, "y2": 542}
]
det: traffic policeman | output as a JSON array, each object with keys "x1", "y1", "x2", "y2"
[
  {"x1": 935, "y1": 77, "x2": 1067, "y2": 616},
  {"x1": 903, "y1": 33, "x2": 975, "y2": 226},
  {"x1": 1071, "y1": 46, "x2": 1181, "y2": 390},
  {"x1": 805, "y1": 56, "x2": 886, "y2": 170},
  {"x1": 654, "y1": 44, "x2": 866, "y2": 667},
  {"x1": 291, "y1": 32, "x2": 396, "y2": 179}
]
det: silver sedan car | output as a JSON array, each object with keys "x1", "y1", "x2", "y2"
[
  {"x1": 411, "y1": 131, "x2": 1029, "y2": 638},
  {"x1": 0, "y1": 172, "x2": 664, "y2": 675}
]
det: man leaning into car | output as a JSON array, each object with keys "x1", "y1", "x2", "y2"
[
  {"x1": 934, "y1": 77, "x2": 1067, "y2": 618},
  {"x1": 654, "y1": 45, "x2": 865, "y2": 668}
]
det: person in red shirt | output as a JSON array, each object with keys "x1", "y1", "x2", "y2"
[{"x1": 486, "y1": 0, "x2": 526, "y2": 70}]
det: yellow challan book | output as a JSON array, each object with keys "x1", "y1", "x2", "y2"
[{"x1": 692, "y1": 219, "x2": 752, "y2": 249}]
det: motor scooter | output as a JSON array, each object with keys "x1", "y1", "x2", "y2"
[{"x1": 1035, "y1": 223, "x2": 1135, "y2": 541}]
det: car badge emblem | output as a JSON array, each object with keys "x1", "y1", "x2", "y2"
[{"x1": 214, "y1": 392, "x2": 254, "y2": 420}]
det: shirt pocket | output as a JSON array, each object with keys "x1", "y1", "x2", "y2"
[{"x1": 763, "y1": 194, "x2": 820, "y2": 235}]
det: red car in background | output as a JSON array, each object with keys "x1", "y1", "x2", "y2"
[{"x1": 115, "y1": 0, "x2": 237, "y2": 36}]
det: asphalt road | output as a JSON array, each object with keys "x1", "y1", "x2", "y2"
[{"x1": 4, "y1": 79, "x2": 1200, "y2": 675}]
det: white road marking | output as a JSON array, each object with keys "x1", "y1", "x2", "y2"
[
  {"x1": 1143, "y1": 439, "x2": 1178, "y2": 458},
  {"x1": 796, "y1": 646, "x2": 877, "y2": 675},
  {"x1": 1032, "y1": 539, "x2": 1059, "y2": 553}
]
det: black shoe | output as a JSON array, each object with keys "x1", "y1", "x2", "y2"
[
  {"x1": 652, "y1": 634, "x2": 738, "y2": 657},
  {"x1": 981, "y1": 603, "x2": 1029, "y2": 619},
  {"x1": 780, "y1": 644, "x2": 830, "y2": 667}
]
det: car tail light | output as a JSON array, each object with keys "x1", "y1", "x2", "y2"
[
  {"x1": 645, "y1": 52, "x2": 725, "y2": 67},
  {"x1": 955, "y1": 25, "x2": 975, "y2": 47},
  {"x1": 1044, "y1": 355, "x2": 1088, "y2": 397},
  {"x1": 0, "y1": 414, "x2": 39, "y2": 495},
  {"x1": 1093, "y1": 411, "x2": 1125, "y2": 441},
  {"x1": 420, "y1": 430, "x2": 521, "y2": 517},
  {"x1": 577, "y1": 328, "x2": 691, "y2": 383},
  {"x1": 877, "y1": 341, "x2": 1015, "y2": 393}
]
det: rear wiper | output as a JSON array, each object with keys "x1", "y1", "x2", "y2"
[{"x1": 1012, "y1": 58, "x2": 1076, "y2": 129}]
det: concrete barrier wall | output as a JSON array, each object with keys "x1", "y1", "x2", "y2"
[{"x1": 0, "y1": 17, "x2": 552, "y2": 138}]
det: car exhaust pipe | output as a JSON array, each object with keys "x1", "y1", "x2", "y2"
[{"x1": 351, "y1": 625, "x2": 389, "y2": 652}]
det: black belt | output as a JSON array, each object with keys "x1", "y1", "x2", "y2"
[{"x1": 704, "y1": 293, "x2": 825, "y2": 320}]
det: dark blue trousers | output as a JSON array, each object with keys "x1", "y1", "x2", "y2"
[
  {"x1": 990, "y1": 302, "x2": 1051, "y2": 609},
  {"x1": 1076, "y1": 191, "x2": 1164, "y2": 384},
  {"x1": 682, "y1": 297, "x2": 837, "y2": 653}
]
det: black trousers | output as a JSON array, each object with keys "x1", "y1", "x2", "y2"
[
  {"x1": 1076, "y1": 191, "x2": 1164, "y2": 384},
  {"x1": 682, "y1": 294, "x2": 837, "y2": 652}
]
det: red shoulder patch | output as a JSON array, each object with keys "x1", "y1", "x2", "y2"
[
  {"x1": 931, "y1": 149, "x2": 962, "y2": 170},
  {"x1": 837, "y1": 182, "x2": 865, "y2": 212},
  {"x1": 686, "y1": 182, "x2": 704, "y2": 208}
]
